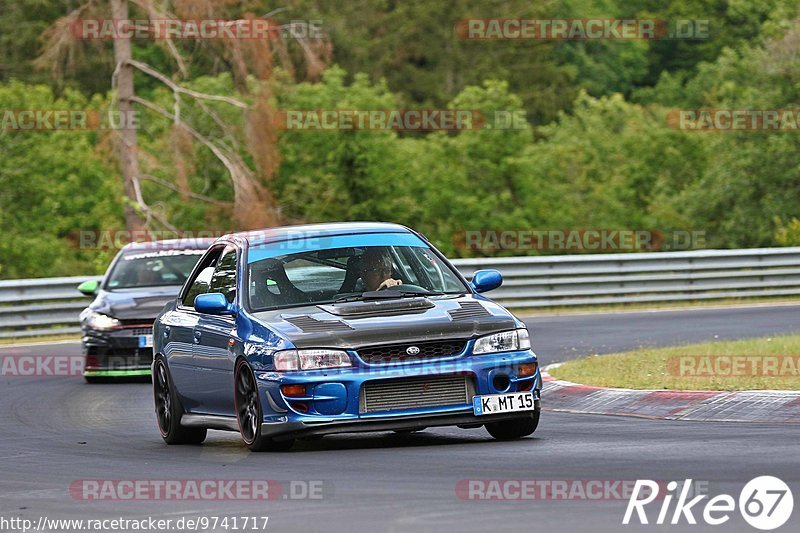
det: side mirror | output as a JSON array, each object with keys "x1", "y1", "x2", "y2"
[
  {"x1": 195, "y1": 293, "x2": 235, "y2": 315},
  {"x1": 77, "y1": 279, "x2": 100, "y2": 296},
  {"x1": 470, "y1": 269, "x2": 503, "y2": 293}
]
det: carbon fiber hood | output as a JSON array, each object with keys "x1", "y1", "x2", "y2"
[
  {"x1": 88, "y1": 287, "x2": 180, "y2": 321},
  {"x1": 251, "y1": 295, "x2": 518, "y2": 349}
]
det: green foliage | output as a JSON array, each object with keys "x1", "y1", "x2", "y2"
[
  {"x1": 550, "y1": 0, "x2": 650, "y2": 97},
  {"x1": 512, "y1": 92, "x2": 708, "y2": 235},
  {"x1": 775, "y1": 218, "x2": 800, "y2": 246},
  {"x1": 2, "y1": 1, "x2": 800, "y2": 278},
  {"x1": 0, "y1": 82, "x2": 121, "y2": 278},
  {"x1": 273, "y1": 70, "x2": 535, "y2": 255},
  {"x1": 661, "y1": 25, "x2": 800, "y2": 247}
]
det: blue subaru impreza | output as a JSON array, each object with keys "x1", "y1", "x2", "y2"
[{"x1": 152, "y1": 223, "x2": 541, "y2": 451}]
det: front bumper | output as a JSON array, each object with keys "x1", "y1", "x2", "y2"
[
  {"x1": 261, "y1": 406, "x2": 540, "y2": 440},
  {"x1": 253, "y1": 350, "x2": 541, "y2": 439},
  {"x1": 82, "y1": 325, "x2": 154, "y2": 377}
]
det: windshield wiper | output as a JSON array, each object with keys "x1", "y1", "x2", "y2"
[
  {"x1": 333, "y1": 289, "x2": 444, "y2": 304},
  {"x1": 390, "y1": 289, "x2": 445, "y2": 297}
]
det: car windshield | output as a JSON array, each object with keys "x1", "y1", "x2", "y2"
[
  {"x1": 247, "y1": 243, "x2": 468, "y2": 311},
  {"x1": 105, "y1": 249, "x2": 205, "y2": 290}
]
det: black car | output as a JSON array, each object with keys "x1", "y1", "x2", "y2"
[{"x1": 77, "y1": 239, "x2": 213, "y2": 383}]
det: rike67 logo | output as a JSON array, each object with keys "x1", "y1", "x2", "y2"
[{"x1": 624, "y1": 477, "x2": 793, "y2": 530}]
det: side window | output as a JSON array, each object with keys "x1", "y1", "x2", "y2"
[
  {"x1": 181, "y1": 248, "x2": 223, "y2": 308},
  {"x1": 210, "y1": 247, "x2": 238, "y2": 304}
]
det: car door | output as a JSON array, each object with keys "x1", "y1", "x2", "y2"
[
  {"x1": 192, "y1": 245, "x2": 240, "y2": 416},
  {"x1": 164, "y1": 246, "x2": 224, "y2": 409}
]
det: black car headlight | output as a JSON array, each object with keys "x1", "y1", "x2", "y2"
[
  {"x1": 473, "y1": 329, "x2": 531, "y2": 355},
  {"x1": 84, "y1": 311, "x2": 121, "y2": 331}
]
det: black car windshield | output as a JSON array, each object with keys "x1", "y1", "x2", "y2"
[
  {"x1": 105, "y1": 249, "x2": 205, "y2": 290},
  {"x1": 248, "y1": 244, "x2": 468, "y2": 311}
]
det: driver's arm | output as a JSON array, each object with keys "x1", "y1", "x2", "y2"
[{"x1": 377, "y1": 278, "x2": 402, "y2": 290}]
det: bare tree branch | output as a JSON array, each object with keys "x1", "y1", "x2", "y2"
[
  {"x1": 130, "y1": 170, "x2": 177, "y2": 230},
  {"x1": 129, "y1": 0, "x2": 189, "y2": 77},
  {"x1": 127, "y1": 59, "x2": 248, "y2": 108},
  {"x1": 140, "y1": 174, "x2": 232, "y2": 206}
]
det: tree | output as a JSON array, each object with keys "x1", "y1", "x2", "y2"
[
  {"x1": 37, "y1": 0, "x2": 332, "y2": 231},
  {"x1": 110, "y1": 0, "x2": 145, "y2": 231}
]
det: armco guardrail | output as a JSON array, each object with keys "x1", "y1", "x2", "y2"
[
  {"x1": 1, "y1": 247, "x2": 799, "y2": 338},
  {"x1": 453, "y1": 247, "x2": 800, "y2": 308},
  {"x1": 0, "y1": 276, "x2": 101, "y2": 338}
]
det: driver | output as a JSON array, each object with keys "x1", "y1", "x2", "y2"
[
  {"x1": 137, "y1": 264, "x2": 162, "y2": 286},
  {"x1": 359, "y1": 248, "x2": 402, "y2": 291}
]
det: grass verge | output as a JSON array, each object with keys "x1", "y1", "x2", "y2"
[
  {"x1": 548, "y1": 334, "x2": 800, "y2": 391},
  {"x1": 0, "y1": 333, "x2": 80, "y2": 346}
]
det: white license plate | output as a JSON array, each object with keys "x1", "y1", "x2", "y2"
[
  {"x1": 138, "y1": 334, "x2": 153, "y2": 348},
  {"x1": 473, "y1": 392, "x2": 536, "y2": 415}
]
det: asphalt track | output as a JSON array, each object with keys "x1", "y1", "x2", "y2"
[{"x1": 1, "y1": 304, "x2": 799, "y2": 532}]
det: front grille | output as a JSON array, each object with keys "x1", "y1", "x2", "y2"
[
  {"x1": 124, "y1": 327, "x2": 153, "y2": 336},
  {"x1": 357, "y1": 339, "x2": 467, "y2": 364},
  {"x1": 85, "y1": 350, "x2": 153, "y2": 369},
  {"x1": 361, "y1": 375, "x2": 474, "y2": 413}
]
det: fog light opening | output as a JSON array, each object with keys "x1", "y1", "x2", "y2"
[
  {"x1": 492, "y1": 374, "x2": 510, "y2": 392},
  {"x1": 290, "y1": 401, "x2": 309, "y2": 413},
  {"x1": 518, "y1": 380, "x2": 535, "y2": 392}
]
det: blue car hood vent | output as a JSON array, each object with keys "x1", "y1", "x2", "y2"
[
  {"x1": 283, "y1": 315, "x2": 354, "y2": 332},
  {"x1": 448, "y1": 301, "x2": 492, "y2": 321}
]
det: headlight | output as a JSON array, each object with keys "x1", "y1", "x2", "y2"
[
  {"x1": 273, "y1": 349, "x2": 352, "y2": 371},
  {"x1": 85, "y1": 312, "x2": 121, "y2": 331},
  {"x1": 473, "y1": 328, "x2": 531, "y2": 355}
]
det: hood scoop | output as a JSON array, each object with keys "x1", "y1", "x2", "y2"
[
  {"x1": 448, "y1": 301, "x2": 492, "y2": 321},
  {"x1": 283, "y1": 315, "x2": 354, "y2": 332},
  {"x1": 318, "y1": 297, "x2": 435, "y2": 317}
]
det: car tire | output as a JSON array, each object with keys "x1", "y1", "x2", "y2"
[
  {"x1": 235, "y1": 360, "x2": 294, "y2": 452},
  {"x1": 84, "y1": 376, "x2": 106, "y2": 384},
  {"x1": 153, "y1": 357, "x2": 207, "y2": 445},
  {"x1": 485, "y1": 411, "x2": 540, "y2": 440}
]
